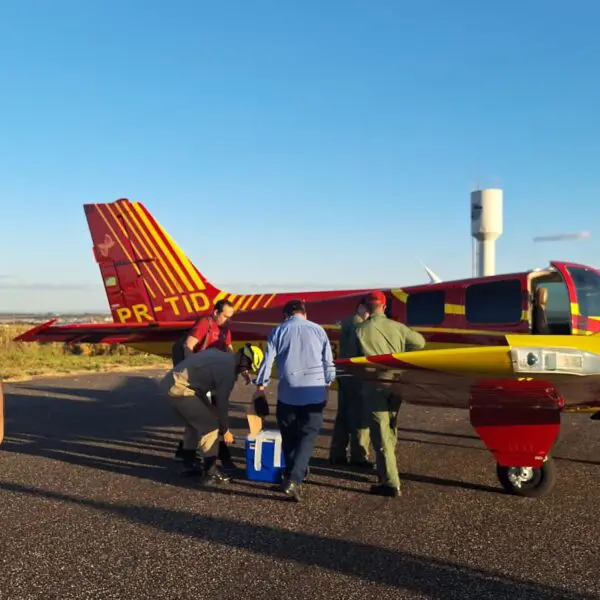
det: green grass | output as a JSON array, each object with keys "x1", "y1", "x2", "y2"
[{"x1": 1, "y1": 324, "x2": 170, "y2": 380}]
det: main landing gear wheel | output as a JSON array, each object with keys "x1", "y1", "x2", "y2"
[{"x1": 496, "y1": 458, "x2": 556, "y2": 498}]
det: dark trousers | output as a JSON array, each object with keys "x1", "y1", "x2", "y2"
[
  {"x1": 218, "y1": 440, "x2": 233, "y2": 464},
  {"x1": 276, "y1": 401, "x2": 325, "y2": 485},
  {"x1": 329, "y1": 376, "x2": 371, "y2": 462}
]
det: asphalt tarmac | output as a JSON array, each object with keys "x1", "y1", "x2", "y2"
[{"x1": 1, "y1": 370, "x2": 599, "y2": 600}]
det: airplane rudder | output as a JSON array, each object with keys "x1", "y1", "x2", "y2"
[
  {"x1": 85, "y1": 199, "x2": 227, "y2": 321},
  {"x1": 82, "y1": 201, "x2": 164, "y2": 322}
]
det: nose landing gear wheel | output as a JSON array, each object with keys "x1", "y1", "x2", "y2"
[{"x1": 496, "y1": 458, "x2": 556, "y2": 497}]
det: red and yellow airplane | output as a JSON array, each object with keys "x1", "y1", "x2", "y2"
[{"x1": 14, "y1": 198, "x2": 600, "y2": 497}]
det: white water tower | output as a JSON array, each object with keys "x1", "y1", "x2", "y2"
[{"x1": 471, "y1": 188, "x2": 503, "y2": 277}]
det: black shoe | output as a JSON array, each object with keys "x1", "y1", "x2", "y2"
[
  {"x1": 180, "y1": 449, "x2": 202, "y2": 476},
  {"x1": 369, "y1": 483, "x2": 401, "y2": 497},
  {"x1": 591, "y1": 412, "x2": 600, "y2": 420},
  {"x1": 281, "y1": 467, "x2": 310, "y2": 483},
  {"x1": 202, "y1": 466, "x2": 232, "y2": 485},
  {"x1": 329, "y1": 456, "x2": 348, "y2": 466},
  {"x1": 282, "y1": 480, "x2": 301, "y2": 502},
  {"x1": 349, "y1": 459, "x2": 375, "y2": 469}
]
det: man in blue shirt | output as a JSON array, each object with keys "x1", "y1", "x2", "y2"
[{"x1": 253, "y1": 299, "x2": 335, "y2": 501}]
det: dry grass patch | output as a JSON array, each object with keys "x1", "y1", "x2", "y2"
[{"x1": 0, "y1": 324, "x2": 170, "y2": 380}]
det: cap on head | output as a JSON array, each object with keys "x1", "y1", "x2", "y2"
[
  {"x1": 364, "y1": 290, "x2": 386, "y2": 305},
  {"x1": 241, "y1": 343, "x2": 264, "y2": 372}
]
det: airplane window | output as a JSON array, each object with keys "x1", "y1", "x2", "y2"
[
  {"x1": 406, "y1": 290, "x2": 445, "y2": 326},
  {"x1": 465, "y1": 279, "x2": 522, "y2": 324},
  {"x1": 566, "y1": 267, "x2": 600, "y2": 317}
]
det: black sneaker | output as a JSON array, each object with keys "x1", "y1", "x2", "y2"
[
  {"x1": 180, "y1": 449, "x2": 202, "y2": 476},
  {"x1": 202, "y1": 467, "x2": 232, "y2": 485},
  {"x1": 282, "y1": 480, "x2": 302, "y2": 502}
]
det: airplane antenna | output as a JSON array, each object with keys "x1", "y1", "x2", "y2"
[{"x1": 416, "y1": 257, "x2": 442, "y2": 283}]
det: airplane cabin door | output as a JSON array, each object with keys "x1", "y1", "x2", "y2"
[{"x1": 551, "y1": 261, "x2": 600, "y2": 334}]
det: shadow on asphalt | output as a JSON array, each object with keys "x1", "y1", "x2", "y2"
[
  {"x1": 0, "y1": 480, "x2": 596, "y2": 599},
  {"x1": 0, "y1": 375, "x2": 515, "y2": 495}
]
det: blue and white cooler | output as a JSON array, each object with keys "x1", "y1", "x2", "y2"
[{"x1": 245, "y1": 429, "x2": 286, "y2": 483}]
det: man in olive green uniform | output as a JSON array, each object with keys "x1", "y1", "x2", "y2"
[
  {"x1": 355, "y1": 290, "x2": 426, "y2": 497},
  {"x1": 329, "y1": 297, "x2": 373, "y2": 467}
]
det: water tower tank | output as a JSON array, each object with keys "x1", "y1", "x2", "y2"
[{"x1": 470, "y1": 189, "x2": 503, "y2": 277}]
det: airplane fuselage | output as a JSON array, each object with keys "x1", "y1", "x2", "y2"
[{"x1": 13, "y1": 198, "x2": 600, "y2": 499}]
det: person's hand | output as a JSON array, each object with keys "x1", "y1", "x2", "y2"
[{"x1": 223, "y1": 430, "x2": 235, "y2": 445}]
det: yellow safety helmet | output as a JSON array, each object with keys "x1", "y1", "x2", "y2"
[{"x1": 241, "y1": 343, "x2": 264, "y2": 372}]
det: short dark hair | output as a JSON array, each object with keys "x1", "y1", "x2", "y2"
[
  {"x1": 365, "y1": 302, "x2": 380, "y2": 314},
  {"x1": 357, "y1": 296, "x2": 368, "y2": 309},
  {"x1": 214, "y1": 299, "x2": 234, "y2": 313},
  {"x1": 282, "y1": 299, "x2": 306, "y2": 318}
]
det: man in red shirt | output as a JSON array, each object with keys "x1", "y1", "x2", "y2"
[
  {"x1": 183, "y1": 298, "x2": 235, "y2": 356},
  {"x1": 173, "y1": 299, "x2": 237, "y2": 472}
]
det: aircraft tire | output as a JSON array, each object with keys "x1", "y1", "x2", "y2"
[{"x1": 496, "y1": 458, "x2": 556, "y2": 498}]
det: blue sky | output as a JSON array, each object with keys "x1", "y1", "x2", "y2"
[{"x1": 1, "y1": 0, "x2": 599, "y2": 312}]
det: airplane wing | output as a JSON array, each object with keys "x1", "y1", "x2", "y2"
[
  {"x1": 334, "y1": 347, "x2": 508, "y2": 409},
  {"x1": 12, "y1": 319, "x2": 196, "y2": 345},
  {"x1": 14, "y1": 318, "x2": 286, "y2": 345},
  {"x1": 334, "y1": 335, "x2": 600, "y2": 412}
]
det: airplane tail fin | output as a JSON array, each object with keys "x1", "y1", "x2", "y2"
[
  {"x1": 85, "y1": 198, "x2": 228, "y2": 323},
  {"x1": 85, "y1": 198, "x2": 365, "y2": 324}
]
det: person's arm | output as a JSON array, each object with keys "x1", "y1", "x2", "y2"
[
  {"x1": 402, "y1": 324, "x2": 426, "y2": 351},
  {"x1": 225, "y1": 326, "x2": 234, "y2": 352},
  {"x1": 322, "y1": 332, "x2": 336, "y2": 385},
  {"x1": 184, "y1": 318, "x2": 208, "y2": 356},
  {"x1": 254, "y1": 329, "x2": 278, "y2": 392},
  {"x1": 214, "y1": 372, "x2": 236, "y2": 434}
]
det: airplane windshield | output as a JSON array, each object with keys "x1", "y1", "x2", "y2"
[{"x1": 566, "y1": 266, "x2": 600, "y2": 317}]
